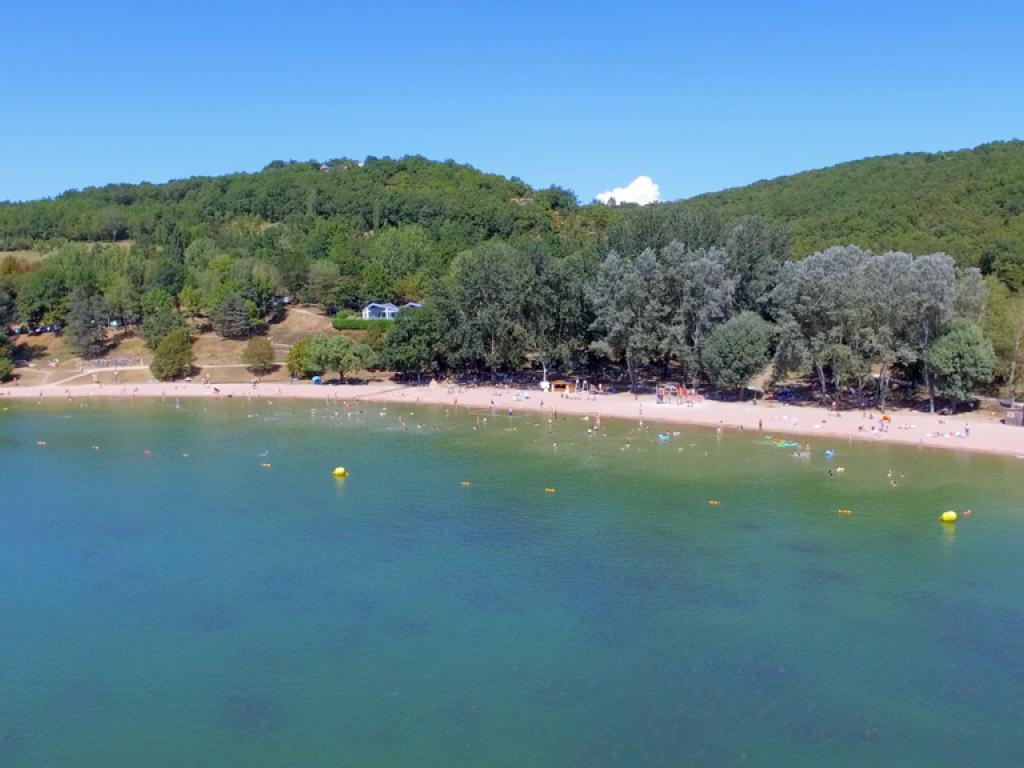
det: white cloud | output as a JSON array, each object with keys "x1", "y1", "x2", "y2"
[{"x1": 596, "y1": 176, "x2": 661, "y2": 206}]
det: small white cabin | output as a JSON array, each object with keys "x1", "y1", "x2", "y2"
[{"x1": 361, "y1": 302, "x2": 399, "y2": 320}]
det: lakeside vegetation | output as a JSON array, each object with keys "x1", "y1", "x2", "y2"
[{"x1": 1, "y1": 144, "x2": 1023, "y2": 408}]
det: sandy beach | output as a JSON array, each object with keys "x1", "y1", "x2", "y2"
[{"x1": 4, "y1": 378, "x2": 1024, "y2": 459}]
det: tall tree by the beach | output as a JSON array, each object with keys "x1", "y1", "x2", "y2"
[
  {"x1": 383, "y1": 303, "x2": 447, "y2": 376},
  {"x1": 660, "y1": 243, "x2": 735, "y2": 383},
  {"x1": 211, "y1": 292, "x2": 252, "y2": 339},
  {"x1": 140, "y1": 288, "x2": 186, "y2": 350},
  {"x1": 700, "y1": 311, "x2": 774, "y2": 392},
  {"x1": 0, "y1": 284, "x2": 13, "y2": 380},
  {"x1": 150, "y1": 328, "x2": 195, "y2": 381},
  {"x1": 926, "y1": 320, "x2": 996, "y2": 404},
  {"x1": 309, "y1": 333, "x2": 373, "y2": 382},
  {"x1": 771, "y1": 246, "x2": 868, "y2": 397},
  {"x1": 64, "y1": 288, "x2": 107, "y2": 359},
  {"x1": 589, "y1": 250, "x2": 666, "y2": 392},
  {"x1": 440, "y1": 242, "x2": 543, "y2": 374},
  {"x1": 531, "y1": 246, "x2": 596, "y2": 375},
  {"x1": 982, "y1": 279, "x2": 1024, "y2": 404},
  {"x1": 905, "y1": 253, "x2": 958, "y2": 412}
]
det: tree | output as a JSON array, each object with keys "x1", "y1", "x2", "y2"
[
  {"x1": 64, "y1": 288, "x2": 107, "y2": 358},
  {"x1": 771, "y1": 246, "x2": 871, "y2": 397},
  {"x1": 308, "y1": 259, "x2": 343, "y2": 311},
  {"x1": 725, "y1": 216, "x2": 791, "y2": 312},
  {"x1": 17, "y1": 265, "x2": 68, "y2": 325},
  {"x1": 241, "y1": 335, "x2": 276, "y2": 374},
  {"x1": 0, "y1": 334, "x2": 13, "y2": 381},
  {"x1": 211, "y1": 292, "x2": 251, "y2": 339},
  {"x1": 286, "y1": 337, "x2": 316, "y2": 378},
  {"x1": 441, "y1": 242, "x2": 543, "y2": 374},
  {"x1": 308, "y1": 333, "x2": 373, "y2": 381},
  {"x1": 926, "y1": 320, "x2": 996, "y2": 404},
  {"x1": 700, "y1": 312, "x2": 774, "y2": 392},
  {"x1": 102, "y1": 274, "x2": 142, "y2": 325},
  {"x1": 0, "y1": 284, "x2": 14, "y2": 325},
  {"x1": 383, "y1": 303, "x2": 446, "y2": 375},
  {"x1": 141, "y1": 304, "x2": 186, "y2": 350},
  {"x1": 178, "y1": 285, "x2": 204, "y2": 319},
  {"x1": 982, "y1": 278, "x2": 1024, "y2": 404},
  {"x1": 660, "y1": 243, "x2": 735, "y2": 381},
  {"x1": 907, "y1": 253, "x2": 957, "y2": 412},
  {"x1": 589, "y1": 250, "x2": 666, "y2": 392},
  {"x1": 150, "y1": 328, "x2": 195, "y2": 381},
  {"x1": 148, "y1": 257, "x2": 187, "y2": 297}
]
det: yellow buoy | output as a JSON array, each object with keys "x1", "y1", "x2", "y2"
[
  {"x1": 261, "y1": 463, "x2": 272, "y2": 469},
  {"x1": 333, "y1": 467, "x2": 347, "y2": 478},
  {"x1": 838, "y1": 508, "x2": 853, "y2": 516},
  {"x1": 461, "y1": 481, "x2": 471, "y2": 487},
  {"x1": 940, "y1": 510, "x2": 957, "y2": 523},
  {"x1": 544, "y1": 487, "x2": 556, "y2": 494},
  {"x1": 708, "y1": 499, "x2": 720, "y2": 507}
]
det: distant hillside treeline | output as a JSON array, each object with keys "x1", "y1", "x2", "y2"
[
  {"x1": 0, "y1": 155, "x2": 579, "y2": 253},
  {"x1": 679, "y1": 140, "x2": 1024, "y2": 281},
  {"x1": 4, "y1": 141, "x2": 1024, "y2": 286}
]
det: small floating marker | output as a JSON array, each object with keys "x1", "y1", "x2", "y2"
[
  {"x1": 36, "y1": 440, "x2": 47, "y2": 447},
  {"x1": 91, "y1": 444, "x2": 100, "y2": 451},
  {"x1": 940, "y1": 510, "x2": 957, "y2": 523},
  {"x1": 838, "y1": 508, "x2": 853, "y2": 516},
  {"x1": 708, "y1": 499, "x2": 721, "y2": 507},
  {"x1": 143, "y1": 449, "x2": 152, "y2": 457},
  {"x1": 261, "y1": 463, "x2": 272, "y2": 469},
  {"x1": 461, "y1": 481, "x2": 471, "y2": 487},
  {"x1": 333, "y1": 467, "x2": 347, "y2": 478},
  {"x1": 962, "y1": 509, "x2": 972, "y2": 517},
  {"x1": 544, "y1": 487, "x2": 556, "y2": 494}
]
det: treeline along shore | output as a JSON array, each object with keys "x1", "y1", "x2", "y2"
[{"x1": 2, "y1": 147, "x2": 1024, "y2": 415}]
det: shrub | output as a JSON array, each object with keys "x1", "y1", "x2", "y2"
[
  {"x1": 241, "y1": 335, "x2": 276, "y2": 374},
  {"x1": 286, "y1": 337, "x2": 316, "y2": 378},
  {"x1": 331, "y1": 316, "x2": 394, "y2": 331},
  {"x1": 150, "y1": 328, "x2": 195, "y2": 381}
]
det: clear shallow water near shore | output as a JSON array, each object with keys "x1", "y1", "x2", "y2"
[{"x1": 1, "y1": 400, "x2": 1023, "y2": 767}]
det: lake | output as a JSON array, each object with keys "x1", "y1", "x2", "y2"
[{"x1": 1, "y1": 400, "x2": 1022, "y2": 766}]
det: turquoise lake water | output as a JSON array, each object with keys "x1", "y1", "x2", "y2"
[{"x1": 1, "y1": 400, "x2": 1022, "y2": 766}]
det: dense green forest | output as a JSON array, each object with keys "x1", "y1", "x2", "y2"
[
  {"x1": 680, "y1": 140, "x2": 1024, "y2": 281},
  {"x1": 1, "y1": 145, "x2": 1023, "y2": 407}
]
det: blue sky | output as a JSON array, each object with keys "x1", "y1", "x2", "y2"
[{"x1": 2, "y1": 0, "x2": 1022, "y2": 203}]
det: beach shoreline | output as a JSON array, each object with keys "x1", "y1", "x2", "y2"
[{"x1": 4, "y1": 378, "x2": 1023, "y2": 459}]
